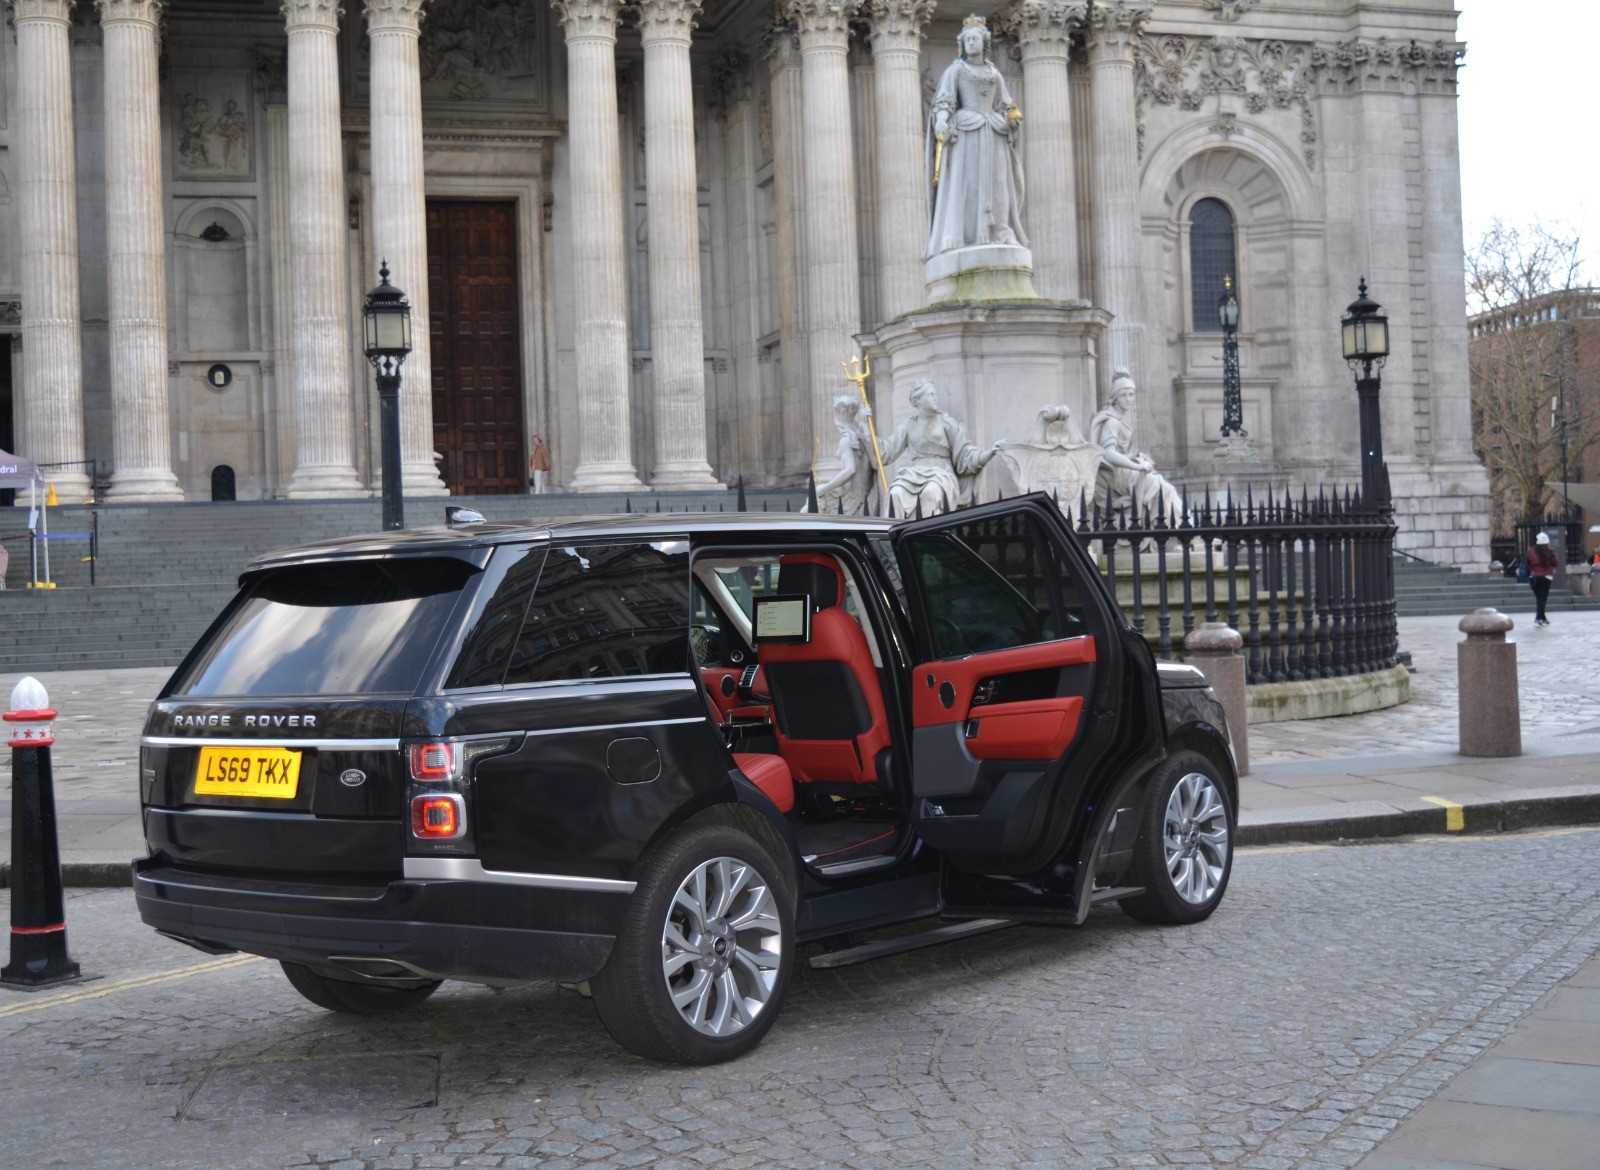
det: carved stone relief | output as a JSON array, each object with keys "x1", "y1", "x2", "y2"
[
  {"x1": 0, "y1": 300, "x2": 21, "y2": 327},
  {"x1": 1135, "y1": 34, "x2": 1316, "y2": 168},
  {"x1": 1201, "y1": 0, "x2": 1258, "y2": 22},
  {"x1": 416, "y1": 0, "x2": 541, "y2": 102},
  {"x1": 757, "y1": 79, "x2": 774, "y2": 161},
  {"x1": 1308, "y1": 37, "x2": 1465, "y2": 96},
  {"x1": 171, "y1": 73, "x2": 253, "y2": 178}
]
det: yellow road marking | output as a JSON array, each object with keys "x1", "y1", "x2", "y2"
[
  {"x1": 1420, "y1": 796, "x2": 1466, "y2": 831},
  {"x1": 0, "y1": 953, "x2": 261, "y2": 1021},
  {"x1": 1238, "y1": 824, "x2": 1600, "y2": 857}
]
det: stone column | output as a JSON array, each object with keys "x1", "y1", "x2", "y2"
[
  {"x1": 1011, "y1": 0, "x2": 1083, "y2": 302},
  {"x1": 257, "y1": 53, "x2": 295, "y2": 490},
  {"x1": 866, "y1": 0, "x2": 932, "y2": 323},
  {"x1": 365, "y1": 0, "x2": 446, "y2": 497},
  {"x1": 285, "y1": 0, "x2": 364, "y2": 496},
  {"x1": 788, "y1": 0, "x2": 862, "y2": 477},
  {"x1": 97, "y1": 0, "x2": 182, "y2": 500},
  {"x1": 554, "y1": 0, "x2": 644, "y2": 491},
  {"x1": 637, "y1": 0, "x2": 718, "y2": 488},
  {"x1": 10, "y1": 0, "x2": 91, "y2": 498},
  {"x1": 764, "y1": 21, "x2": 813, "y2": 480},
  {"x1": 1084, "y1": 0, "x2": 1148, "y2": 393}
]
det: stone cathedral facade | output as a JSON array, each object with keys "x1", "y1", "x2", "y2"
[{"x1": 0, "y1": 0, "x2": 1488, "y2": 566}]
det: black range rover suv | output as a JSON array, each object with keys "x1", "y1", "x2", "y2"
[{"x1": 135, "y1": 495, "x2": 1237, "y2": 1064}]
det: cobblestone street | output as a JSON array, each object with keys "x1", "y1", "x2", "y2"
[{"x1": 4, "y1": 827, "x2": 1598, "y2": 1169}]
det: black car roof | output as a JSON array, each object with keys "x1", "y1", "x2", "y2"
[{"x1": 242, "y1": 510, "x2": 902, "y2": 575}]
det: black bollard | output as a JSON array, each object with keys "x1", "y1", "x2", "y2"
[{"x1": 2, "y1": 677, "x2": 82, "y2": 989}]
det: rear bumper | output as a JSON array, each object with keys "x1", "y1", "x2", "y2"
[{"x1": 133, "y1": 857, "x2": 625, "y2": 985}]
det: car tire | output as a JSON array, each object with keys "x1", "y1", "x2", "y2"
[
  {"x1": 1119, "y1": 750, "x2": 1234, "y2": 926},
  {"x1": 590, "y1": 824, "x2": 795, "y2": 1064},
  {"x1": 279, "y1": 960, "x2": 442, "y2": 1015}
]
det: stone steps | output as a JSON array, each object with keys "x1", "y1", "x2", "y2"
[{"x1": 1392, "y1": 558, "x2": 1600, "y2": 618}]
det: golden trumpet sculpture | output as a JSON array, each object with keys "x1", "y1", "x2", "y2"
[{"x1": 842, "y1": 355, "x2": 890, "y2": 504}]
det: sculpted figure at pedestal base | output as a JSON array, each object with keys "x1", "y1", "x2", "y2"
[
  {"x1": 881, "y1": 379, "x2": 1006, "y2": 516},
  {"x1": 997, "y1": 405, "x2": 1106, "y2": 521},
  {"x1": 924, "y1": 15, "x2": 1027, "y2": 261},
  {"x1": 1090, "y1": 370, "x2": 1187, "y2": 524},
  {"x1": 812, "y1": 394, "x2": 878, "y2": 515}
]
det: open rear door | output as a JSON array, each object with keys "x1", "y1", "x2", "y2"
[{"x1": 892, "y1": 496, "x2": 1141, "y2": 877}]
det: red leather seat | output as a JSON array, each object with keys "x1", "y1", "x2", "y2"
[
  {"x1": 758, "y1": 554, "x2": 891, "y2": 785},
  {"x1": 733, "y1": 752, "x2": 794, "y2": 814}
]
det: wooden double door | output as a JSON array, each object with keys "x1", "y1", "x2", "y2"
[{"x1": 426, "y1": 200, "x2": 526, "y2": 495}]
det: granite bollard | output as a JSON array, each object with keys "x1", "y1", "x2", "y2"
[
  {"x1": 1184, "y1": 622, "x2": 1248, "y2": 776},
  {"x1": 1458, "y1": 608, "x2": 1520, "y2": 758}
]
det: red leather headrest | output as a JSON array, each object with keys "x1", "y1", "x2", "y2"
[{"x1": 777, "y1": 553, "x2": 845, "y2": 610}]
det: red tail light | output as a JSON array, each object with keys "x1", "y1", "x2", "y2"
[
  {"x1": 411, "y1": 793, "x2": 465, "y2": 839},
  {"x1": 409, "y1": 742, "x2": 455, "y2": 781}
]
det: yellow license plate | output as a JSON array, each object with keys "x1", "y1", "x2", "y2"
[{"x1": 194, "y1": 746, "x2": 302, "y2": 800}]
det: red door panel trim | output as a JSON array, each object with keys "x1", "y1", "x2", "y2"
[
  {"x1": 912, "y1": 635, "x2": 1097, "y2": 727},
  {"x1": 964, "y1": 696, "x2": 1083, "y2": 760}
]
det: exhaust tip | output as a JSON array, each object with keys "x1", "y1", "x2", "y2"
[{"x1": 328, "y1": 954, "x2": 438, "y2": 982}]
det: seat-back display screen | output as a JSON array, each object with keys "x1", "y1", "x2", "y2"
[{"x1": 753, "y1": 595, "x2": 811, "y2": 644}]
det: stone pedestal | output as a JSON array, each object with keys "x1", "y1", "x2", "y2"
[
  {"x1": 863, "y1": 302, "x2": 1109, "y2": 470},
  {"x1": 1458, "y1": 608, "x2": 1519, "y2": 758},
  {"x1": 924, "y1": 245, "x2": 1042, "y2": 305}
]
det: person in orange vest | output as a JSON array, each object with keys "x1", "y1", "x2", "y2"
[{"x1": 529, "y1": 436, "x2": 551, "y2": 495}]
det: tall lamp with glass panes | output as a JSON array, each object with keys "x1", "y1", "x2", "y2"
[{"x1": 363, "y1": 261, "x2": 413, "y2": 531}]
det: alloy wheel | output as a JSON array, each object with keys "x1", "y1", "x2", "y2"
[
  {"x1": 660, "y1": 856, "x2": 784, "y2": 1037},
  {"x1": 1162, "y1": 771, "x2": 1230, "y2": 904}
]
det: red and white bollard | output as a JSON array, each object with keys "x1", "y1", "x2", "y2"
[{"x1": 2, "y1": 676, "x2": 82, "y2": 988}]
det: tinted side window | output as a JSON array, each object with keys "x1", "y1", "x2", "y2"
[
  {"x1": 446, "y1": 547, "x2": 546, "y2": 689},
  {"x1": 505, "y1": 542, "x2": 692, "y2": 684},
  {"x1": 903, "y1": 512, "x2": 1084, "y2": 659}
]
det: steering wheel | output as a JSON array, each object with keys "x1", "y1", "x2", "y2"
[{"x1": 932, "y1": 616, "x2": 966, "y2": 657}]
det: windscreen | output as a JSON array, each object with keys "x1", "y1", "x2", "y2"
[{"x1": 168, "y1": 557, "x2": 479, "y2": 698}]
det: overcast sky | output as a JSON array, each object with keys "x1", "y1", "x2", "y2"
[{"x1": 1456, "y1": 0, "x2": 1599, "y2": 278}]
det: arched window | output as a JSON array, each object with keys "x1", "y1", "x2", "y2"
[
  {"x1": 1189, "y1": 198, "x2": 1237, "y2": 333},
  {"x1": 211, "y1": 465, "x2": 236, "y2": 502}
]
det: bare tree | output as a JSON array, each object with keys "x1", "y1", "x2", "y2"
[{"x1": 1467, "y1": 220, "x2": 1596, "y2": 529}]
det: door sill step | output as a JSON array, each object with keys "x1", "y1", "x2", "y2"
[
  {"x1": 1089, "y1": 885, "x2": 1144, "y2": 904},
  {"x1": 807, "y1": 917, "x2": 1015, "y2": 969}
]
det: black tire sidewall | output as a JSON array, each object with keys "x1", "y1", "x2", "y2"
[
  {"x1": 1122, "y1": 751, "x2": 1235, "y2": 926},
  {"x1": 279, "y1": 960, "x2": 442, "y2": 1015},
  {"x1": 591, "y1": 823, "x2": 796, "y2": 1064}
]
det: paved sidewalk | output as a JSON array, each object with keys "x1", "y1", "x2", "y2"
[{"x1": 3, "y1": 611, "x2": 1600, "y2": 884}]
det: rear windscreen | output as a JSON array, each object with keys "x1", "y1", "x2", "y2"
[{"x1": 168, "y1": 557, "x2": 479, "y2": 698}]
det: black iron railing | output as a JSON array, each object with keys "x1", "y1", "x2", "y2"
[{"x1": 1070, "y1": 487, "x2": 1399, "y2": 682}]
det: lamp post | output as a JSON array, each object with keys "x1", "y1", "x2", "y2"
[
  {"x1": 1340, "y1": 277, "x2": 1391, "y2": 509},
  {"x1": 1218, "y1": 274, "x2": 1245, "y2": 444},
  {"x1": 363, "y1": 261, "x2": 413, "y2": 531},
  {"x1": 1541, "y1": 368, "x2": 1571, "y2": 529}
]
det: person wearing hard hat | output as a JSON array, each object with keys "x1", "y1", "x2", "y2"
[{"x1": 1525, "y1": 531, "x2": 1559, "y2": 626}]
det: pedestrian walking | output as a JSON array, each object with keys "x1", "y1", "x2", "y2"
[
  {"x1": 529, "y1": 435, "x2": 550, "y2": 495},
  {"x1": 1526, "y1": 531, "x2": 1559, "y2": 626}
]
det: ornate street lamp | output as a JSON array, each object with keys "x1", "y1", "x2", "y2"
[
  {"x1": 1217, "y1": 274, "x2": 1245, "y2": 443},
  {"x1": 1340, "y1": 277, "x2": 1390, "y2": 509},
  {"x1": 363, "y1": 260, "x2": 413, "y2": 531},
  {"x1": 1541, "y1": 369, "x2": 1572, "y2": 532}
]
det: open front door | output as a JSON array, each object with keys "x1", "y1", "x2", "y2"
[{"x1": 892, "y1": 497, "x2": 1145, "y2": 876}]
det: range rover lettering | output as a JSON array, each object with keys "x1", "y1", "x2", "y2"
[{"x1": 135, "y1": 496, "x2": 1237, "y2": 1064}]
